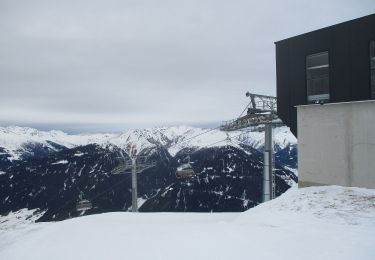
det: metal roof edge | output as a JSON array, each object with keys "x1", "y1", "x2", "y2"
[{"x1": 274, "y1": 13, "x2": 375, "y2": 45}]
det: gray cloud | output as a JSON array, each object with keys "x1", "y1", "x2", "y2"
[{"x1": 1, "y1": 0, "x2": 374, "y2": 132}]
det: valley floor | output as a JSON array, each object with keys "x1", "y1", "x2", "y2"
[{"x1": 0, "y1": 185, "x2": 374, "y2": 260}]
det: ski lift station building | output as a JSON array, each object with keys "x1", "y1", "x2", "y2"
[{"x1": 275, "y1": 14, "x2": 375, "y2": 189}]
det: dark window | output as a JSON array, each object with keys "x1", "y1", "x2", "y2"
[
  {"x1": 306, "y1": 51, "x2": 330, "y2": 104},
  {"x1": 370, "y1": 41, "x2": 375, "y2": 99}
]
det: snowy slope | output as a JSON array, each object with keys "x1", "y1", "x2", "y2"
[
  {"x1": 0, "y1": 185, "x2": 374, "y2": 260},
  {"x1": 0, "y1": 208, "x2": 46, "y2": 231},
  {"x1": 238, "y1": 185, "x2": 375, "y2": 226},
  {"x1": 99, "y1": 125, "x2": 297, "y2": 156},
  {"x1": 0, "y1": 125, "x2": 297, "y2": 160},
  {"x1": 0, "y1": 126, "x2": 115, "y2": 160}
]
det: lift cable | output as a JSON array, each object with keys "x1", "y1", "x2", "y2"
[
  {"x1": 89, "y1": 132, "x2": 248, "y2": 204},
  {"x1": 77, "y1": 131, "x2": 243, "y2": 209},
  {"x1": 54, "y1": 167, "x2": 134, "y2": 215},
  {"x1": 169, "y1": 99, "x2": 252, "y2": 149},
  {"x1": 20, "y1": 98, "x2": 260, "y2": 217},
  {"x1": 51, "y1": 96, "x2": 264, "y2": 214},
  {"x1": 167, "y1": 126, "x2": 222, "y2": 150},
  {"x1": 51, "y1": 131, "x2": 252, "y2": 216},
  {"x1": 144, "y1": 101, "x2": 251, "y2": 151},
  {"x1": 194, "y1": 131, "x2": 248, "y2": 151}
]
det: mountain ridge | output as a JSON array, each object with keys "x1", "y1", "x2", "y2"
[
  {"x1": 0, "y1": 125, "x2": 297, "y2": 161},
  {"x1": 0, "y1": 125, "x2": 298, "y2": 221}
]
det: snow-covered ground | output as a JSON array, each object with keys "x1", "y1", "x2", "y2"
[{"x1": 0, "y1": 185, "x2": 374, "y2": 260}]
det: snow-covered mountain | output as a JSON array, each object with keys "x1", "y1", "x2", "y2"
[
  {"x1": 0, "y1": 125, "x2": 297, "y2": 221},
  {"x1": 0, "y1": 125, "x2": 296, "y2": 161},
  {"x1": 0, "y1": 126, "x2": 115, "y2": 161}
]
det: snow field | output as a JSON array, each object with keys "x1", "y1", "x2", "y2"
[{"x1": 0, "y1": 185, "x2": 374, "y2": 260}]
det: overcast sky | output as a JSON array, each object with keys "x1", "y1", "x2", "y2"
[{"x1": 0, "y1": 0, "x2": 374, "y2": 133}]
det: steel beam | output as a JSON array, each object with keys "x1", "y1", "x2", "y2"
[
  {"x1": 131, "y1": 158, "x2": 138, "y2": 212},
  {"x1": 263, "y1": 124, "x2": 273, "y2": 202}
]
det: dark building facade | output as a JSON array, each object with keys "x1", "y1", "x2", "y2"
[{"x1": 275, "y1": 14, "x2": 375, "y2": 136}]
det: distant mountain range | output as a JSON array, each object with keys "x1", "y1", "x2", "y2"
[{"x1": 0, "y1": 126, "x2": 297, "y2": 221}]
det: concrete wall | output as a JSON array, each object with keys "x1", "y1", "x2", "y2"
[{"x1": 297, "y1": 100, "x2": 375, "y2": 189}]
